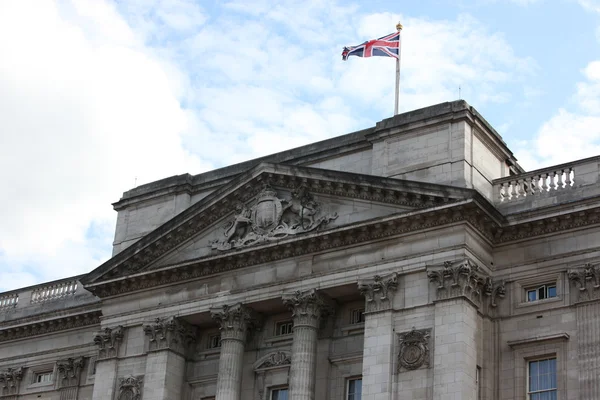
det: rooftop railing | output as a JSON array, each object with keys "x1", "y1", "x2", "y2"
[
  {"x1": 493, "y1": 156, "x2": 600, "y2": 205},
  {"x1": 31, "y1": 279, "x2": 78, "y2": 304}
]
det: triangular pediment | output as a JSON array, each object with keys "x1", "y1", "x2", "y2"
[{"x1": 82, "y1": 163, "x2": 476, "y2": 293}]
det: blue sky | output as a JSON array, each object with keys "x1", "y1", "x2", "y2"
[{"x1": 1, "y1": 0, "x2": 599, "y2": 291}]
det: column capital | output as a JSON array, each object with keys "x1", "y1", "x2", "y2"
[
  {"x1": 358, "y1": 272, "x2": 399, "y2": 312},
  {"x1": 56, "y1": 357, "x2": 85, "y2": 388},
  {"x1": 568, "y1": 262, "x2": 600, "y2": 303},
  {"x1": 143, "y1": 316, "x2": 197, "y2": 355},
  {"x1": 0, "y1": 367, "x2": 23, "y2": 396},
  {"x1": 210, "y1": 303, "x2": 261, "y2": 342},
  {"x1": 282, "y1": 289, "x2": 334, "y2": 328},
  {"x1": 93, "y1": 325, "x2": 125, "y2": 359}
]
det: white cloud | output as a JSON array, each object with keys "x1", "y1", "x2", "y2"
[
  {"x1": 579, "y1": 0, "x2": 600, "y2": 13},
  {"x1": 0, "y1": 0, "x2": 209, "y2": 290}
]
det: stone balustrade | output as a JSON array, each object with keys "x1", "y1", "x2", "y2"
[
  {"x1": 493, "y1": 156, "x2": 600, "y2": 205},
  {"x1": 31, "y1": 279, "x2": 79, "y2": 303},
  {"x1": 0, "y1": 293, "x2": 18, "y2": 310}
]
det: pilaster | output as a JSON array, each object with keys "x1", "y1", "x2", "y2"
[
  {"x1": 91, "y1": 325, "x2": 125, "y2": 400},
  {"x1": 142, "y1": 316, "x2": 196, "y2": 400},
  {"x1": 0, "y1": 367, "x2": 23, "y2": 400},
  {"x1": 358, "y1": 273, "x2": 399, "y2": 400},
  {"x1": 56, "y1": 357, "x2": 85, "y2": 400},
  {"x1": 282, "y1": 289, "x2": 334, "y2": 400},
  {"x1": 211, "y1": 303, "x2": 260, "y2": 400}
]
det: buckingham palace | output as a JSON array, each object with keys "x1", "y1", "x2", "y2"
[{"x1": 1, "y1": 100, "x2": 599, "y2": 400}]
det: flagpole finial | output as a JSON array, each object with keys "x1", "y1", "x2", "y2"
[{"x1": 396, "y1": 22, "x2": 403, "y2": 31}]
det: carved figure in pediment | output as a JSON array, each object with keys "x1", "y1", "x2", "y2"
[{"x1": 211, "y1": 184, "x2": 337, "y2": 251}]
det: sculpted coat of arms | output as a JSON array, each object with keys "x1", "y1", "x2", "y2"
[{"x1": 211, "y1": 184, "x2": 338, "y2": 251}]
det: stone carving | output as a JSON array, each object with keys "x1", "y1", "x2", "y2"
[
  {"x1": 282, "y1": 289, "x2": 335, "y2": 328},
  {"x1": 568, "y1": 263, "x2": 600, "y2": 302},
  {"x1": 358, "y1": 273, "x2": 399, "y2": 312},
  {"x1": 427, "y1": 259, "x2": 505, "y2": 308},
  {"x1": 0, "y1": 367, "x2": 23, "y2": 396},
  {"x1": 143, "y1": 316, "x2": 196, "y2": 354},
  {"x1": 118, "y1": 375, "x2": 143, "y2": 400},
  {"x1": 210, "y1": 303, "x2": 261, "y2": 342},
  {"x1": 93, "y1": 325, "x2": 124, "y2": 359},
  {"x1": 254, "y1": 351, "x2": 291, "y2": 370},
  {"x1": 56, "y1": 357, "x2": 85, "y2": 388},
  {"x1": 211, "y1": 184, "x2": 338, "y2": 251},
  {"x1": 397, "y1": 328, "x2": 431, "y2": 372}
]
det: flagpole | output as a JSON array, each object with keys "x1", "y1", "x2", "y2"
[{"x1": 394, "y1": 22, "x2": 403, "y2": 116}]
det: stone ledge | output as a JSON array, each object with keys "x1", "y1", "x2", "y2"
[{"x1": 507, "y1": 332, "x2": 570, "y2": 349}]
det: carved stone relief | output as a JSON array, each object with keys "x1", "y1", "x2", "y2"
[
  {"x1": 282, "y1": 289, "x2": 335, "y2": 328},
  {"x1": 210, "y1": 303, "x2": 261, "y2": 342},
  {"x1": 427, "y1": 259, "x2": 506, "y2": 309},
  {"x1": 210, "y1": 184, "x2": 338, "y2": 251},
  {"x1": 568, "y1": 263, "x2": 600, "y2": 302},
  {"x1": 397, "y1": 328, "x2": 431, "y2": 372},
  {"x1": 93, "y1": 326, "x2": 124, "y2": 359},
  {"x1": 254, "y1": 351, "x2": 291, "y2": 370},
  {"x1": 358, "y1": 272, "x2": 399, "y2": 312},
  {"x1": 143, "y1": 317, "x2": 197, "y2": 355},
  {"x1": 0, "y1": 367, "x2": 23, "y2": 396},
  {"x1": 118, "y1": 375, "x2": 143, "y2": 400},
  {"x1": 56, "y1": 357, "x2": 85, "y2": 388}
]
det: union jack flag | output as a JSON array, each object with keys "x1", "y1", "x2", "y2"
[{"x1": 342, "y1": 31, "x2": 401, "y2": 61}]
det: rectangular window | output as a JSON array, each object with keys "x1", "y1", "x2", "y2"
[
  {"x1": 275, "y1": 320, "x2": 293, "y2": 336},
  {"x1": 271, "y1": 388, "x2": 289, "y2": 400},
  {"x1": 526, "y1": 284, "x2": 557, "y2": 302},
  {"x1": 350, "y1": 308, "x2": 365, "y2": 325},
  {"x1": 528, "y1": 358, "x2": 557, "y2": 400},
  {"x1": 34, "y1": 371, "x2": 53, "y2": 383},
  {"x1": 347, "y1": 378, "x2": 362, "y2": 400},
  {"x1": 207, "y1": 334, "x2": 221, "y2": 349}
]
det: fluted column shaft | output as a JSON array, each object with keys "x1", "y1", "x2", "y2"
[
  {"x1": 211, "y1": 303, "x2": 256, "y2": 400},
  {"x1": 283, "y1": 290, "x2": 331, "y2": 400}
]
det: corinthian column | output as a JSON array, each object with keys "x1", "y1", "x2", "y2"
[
  {"x1": 282, "y1": 289, "x2": 333, "y2": 400},
  {"x1": 211, "y1": 303, "x2": 259, "y2": 400}
]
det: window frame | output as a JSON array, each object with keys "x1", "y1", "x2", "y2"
[
  {"x1": 270, "y1": 386, "x2": 289, "y2": 400},
  {"x1": 349, "y1": 308, "x2": 365, "y2": 325},
  {"x1": 526, "y1": 357, "x2": 557, "y2": 399},
  {"x1": 525, "y1": 283, "x2": 557, "y2": 303},
  {"x1": 207, "y1": 333, "x2": 222, "y2": 350},
  {"x1": 346, "y1": 376, "x2": 362, "y2": 400},
  {"x1": 274, "y1": 320, "x2": 294, "y2": 336},
  {"x1": 32, "y1": 370, "x2": 54, "y2": 385}
]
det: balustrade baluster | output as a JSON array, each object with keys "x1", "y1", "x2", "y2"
[
  {"x1": 565, "y1": 167, "x2": 573, "y2": 187},
  {"x1": 557, "y1": 170, "x2": 565, "y2": 190}
]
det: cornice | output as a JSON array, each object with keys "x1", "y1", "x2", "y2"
[
  {"x1": 0, "y1": 304, "x2": 101, "y2": 330},
  {"x1": 0, "y1": 310, "x2": 101, "y2": 343}
]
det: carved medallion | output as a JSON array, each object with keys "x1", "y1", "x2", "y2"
[
  {"x1": 118, "y1": 375, "x2": 143, "y2": 400},
  {"x1": 211, "y1": 184, "x2": 338, "y2": 251},
  {"x1": 397, "y1": 328, "x2": 430, "y2": 372}
]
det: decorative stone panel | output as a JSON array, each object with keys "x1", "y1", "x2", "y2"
[
  {"x1": 56, "y1": 357, "x2": 85, "y2": 388},
  {"x1": 118, "y1": 375, "x2": 143, "y2": 400},
  {"x1": 397, "y1": 328, "x2": 431, "y2": 372},
  {"x1": 358, "y1": 272, "x2": 399, "y2": 312},
  {"x1": 0, "y1": 367, "x2": 23, "y2": 396},
  {"x1": 93, "y1": 326, "x2": 124, "y2": 359},
  {"x1": 143, "y1": 316, "x2": 197, "y2": 355},
  {"x1": 568, "y1": 263, "x2": 600, "y2": 302},
  {"x1": 427, "y1": 259, "x2": 505, "y2": 309}
]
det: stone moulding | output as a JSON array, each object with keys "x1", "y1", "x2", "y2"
[
  {"x1": 397, "y1": 328, "x2": 431, "y2": 372},
  {"x1": 93, "y1": 325, "x2": 124, "y2": 359},
  {"x1": 358, "y1": 272, "x2": 399, "y2": 312},
  {"x1": 0, "y1": 367, "x2": 23, "y2": 395},
  {"x1": 143, "y1": 316, "x2": 197, "y2": 354},
  {"x1": 427, "y1": 259, "x2": 506, "y2": 309},
  {"x1": 568, "y1": 263, "x2": 600, "y2": 302},
  {"x1": 0, "y1": 310, "x2": 101, "y2": 344},
  {"x1": 56, "y1": 357, "x2": 85, "y2": 388},
  {"x1": 118, "y1": 375, "x2": 143, "y2": 400}
]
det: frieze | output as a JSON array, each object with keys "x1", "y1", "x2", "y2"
[
  {"x1": 0, "y1": 367, "x2": 23, "y2": 396},
  {"x1": 358, "y1": 272, "x2": 399, "y2": 312},
  {"x1": 210, "y1": 303, "x2": 261, "y2": 342},
  {"x1": 143, "y1": 317, "x2": 197, "y2": 355},
  {"x1": 568, "y1": 263, "x2": 600, "y2": 302},
  {"x1": 210, "y1": 184, "x2": 338, "y2": 251},
  {"x1": 56, "y1": 357, "x2": 85, "y2": 388},
  {"x1": 0, "y1": 310, "x2": 101, "y2": 344},
  {"x1": 397, "y1": 328, "x2": 431, "y2": 372},
  {"x1": 254, "y1": 351, "x2": 291, "y2": 370},
  {"x1": 94, "y1": 326, "x2": 124, "y2": 359},
  {"x1": 118, "y1": 375, "x2": 143, "y2": 400},
  {"x1": 282, "y1": 289, "x2": 335, "y2": 328},
  {"x1": 427, "y1": 259, "x2": 505, "y2": 309}
]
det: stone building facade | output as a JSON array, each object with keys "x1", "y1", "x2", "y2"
[{"x1": 1, "y1": 100, "x2": 599, "y2": 400}]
